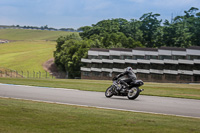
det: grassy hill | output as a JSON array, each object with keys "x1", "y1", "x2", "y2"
[
  {"x1": 0, "y1": 41, "x2": 55, "y2": 72},
  {"x1": 0, "y1": 29, "x2": 74, "y2": 41},
  {"x1": 0, "y1": 29, "x2": 75, "y2": 72}
]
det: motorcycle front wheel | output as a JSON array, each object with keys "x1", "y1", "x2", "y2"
[
  {"x1": 127, "y1": 87, "x2": 140, "y2": 100},
  {"x1": 105, "y1": 85, "x2": 114, "y2": 98}
]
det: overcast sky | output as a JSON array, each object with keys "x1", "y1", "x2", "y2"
[{"x1": 0, "y1": 0, "x2": 200, "y2": 29}]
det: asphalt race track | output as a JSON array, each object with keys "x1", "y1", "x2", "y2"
[{"x1": 0, "y1": 83, "x2": 200, "y2": 118}]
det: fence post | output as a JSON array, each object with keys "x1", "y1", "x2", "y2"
[
  {"x1": 33, "y1": 71, "x2": 35, "y2": 78},
  {"x1": 21, "y1": 71, "x2": 23, "y2": 78},
  {"x1": 16, "y1": 71, "x2": 18, "y2": 78},
  {"x1": 39, "y1": 71, "x2": 41, "y2": 78}
]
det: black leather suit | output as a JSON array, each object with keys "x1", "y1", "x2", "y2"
[{"x1": 115, "y1": 70, "x2": 137, "y2": 88}]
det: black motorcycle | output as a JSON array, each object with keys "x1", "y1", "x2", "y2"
[{"x1": 105, "y1": 78, "x2": 144, "y2": 100}]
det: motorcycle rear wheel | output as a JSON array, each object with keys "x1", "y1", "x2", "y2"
[
  {"x1": 127, "y1": 87, "x2": 140, "y2": 100},
  {"x1": 105, "y1": 85, "x2": 114, "y2": 98}
]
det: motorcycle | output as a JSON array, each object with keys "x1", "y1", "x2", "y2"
[{"x1": 105, "y1": 78, "x2": 144, "y2": 100}]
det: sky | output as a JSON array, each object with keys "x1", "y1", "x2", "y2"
[{"x1": 0, "y1": 0, "x2": 200, "y2": 29}]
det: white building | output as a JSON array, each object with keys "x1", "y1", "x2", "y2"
[{"x1": 81, "y1": 46, "x2": 200, "y2": 83}]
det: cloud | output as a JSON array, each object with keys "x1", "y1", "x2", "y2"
[
  {"x1": 0, "y1": 16, "x2": 18, "y2": 25},
  {"x1": 0, "y1": 6, "x2": 19, "y2": 16},
  {"x1": 151, "y1": 0, "x2": 200, "y2": 8},
  {"x1": 80, "y1": 0, "x2": 112, "y2": 11},
  {"x1": 128, "y1": 0, "x2": 200, "y2": 8},
  {"x1": 128, "y1": 0, "x2": 145, "y2": 3}
]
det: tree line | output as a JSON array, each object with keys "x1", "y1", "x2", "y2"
[
  {"x1": 0, "y1": 25, "x2": 78, "y2": 32},
  {"x1": 54, "y1": 7, "x2": 200, "y2": 78}
]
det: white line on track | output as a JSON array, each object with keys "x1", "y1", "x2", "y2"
[{"x1": 0, "y1": 83, "x2": 80, "y2": 91}]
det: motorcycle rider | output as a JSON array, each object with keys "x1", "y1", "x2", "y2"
[{"x1": 113, "y1": 67, "x2": 137, "y2": 91}]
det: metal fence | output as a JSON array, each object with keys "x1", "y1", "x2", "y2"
[{"x1": 0, "y1": 70, "x2": 67, "y2": 79}]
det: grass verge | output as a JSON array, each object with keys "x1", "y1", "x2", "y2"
[
  {"x1": 0, "y1": 78, "x2": 200, "y2": 100},
  {"x1": 0, "y1": 97, "x2": 200, "y2": 133}
]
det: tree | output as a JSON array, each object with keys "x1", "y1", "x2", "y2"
[
  {"x1": 139, "y1": 12, "x2": 162, "y2": 47},
  {"x1": 79, "y1": 18, "x2": 143, "y2": 48},
  {"x1": 186, "y1": 7, "x2": 200, "y2": 46},
  {"x1": 61, "y1": 40, "x2": 90, "y2": 78},
  {"x1": 54, "y1": 34, "x2": 90, "y2": 78},
  {"x1": 162, "y1": 7, "x2": 199, "y2": 47}
]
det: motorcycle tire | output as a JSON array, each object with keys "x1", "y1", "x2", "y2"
[
  {"x1": 127, "y1": 87, "x2": 140, "y2": 100},
  {"x1": 105, "y1": 85, "x2": 114, "y2": 98}
]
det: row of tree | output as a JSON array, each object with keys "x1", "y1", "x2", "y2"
[
  {"x1": 78, "y1": 7, "x2": 200, "y2": 48},
  {"x1": 1, "y1": 25, "x2": 77, "y2": 32},
  {"x1": 54, "y1": 7, "x2": 200, "y2": 78}
]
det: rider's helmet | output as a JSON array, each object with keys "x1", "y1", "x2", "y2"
[{"x1": 126, "y1": 67, "x2": 133, "y2": 72}]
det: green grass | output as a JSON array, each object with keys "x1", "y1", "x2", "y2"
[
  {"x1": 0, "y1": 78, "x2": 200, "y2": 100},
  {"x1": 0, "y1": 41, "x2": 55, "y2": 72},
  {"x1": 0, "y1": 29, "x2": 75, "y2": 41},
  {"x1": 141, "y1": 82, "x2": 200, "y2": 99},
  {"x1": 0, "y1": 29, "x2": 76, "y2": 72},
  {"x1": 0, "y1": 97, "x2": 199, "y2": 133}
]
